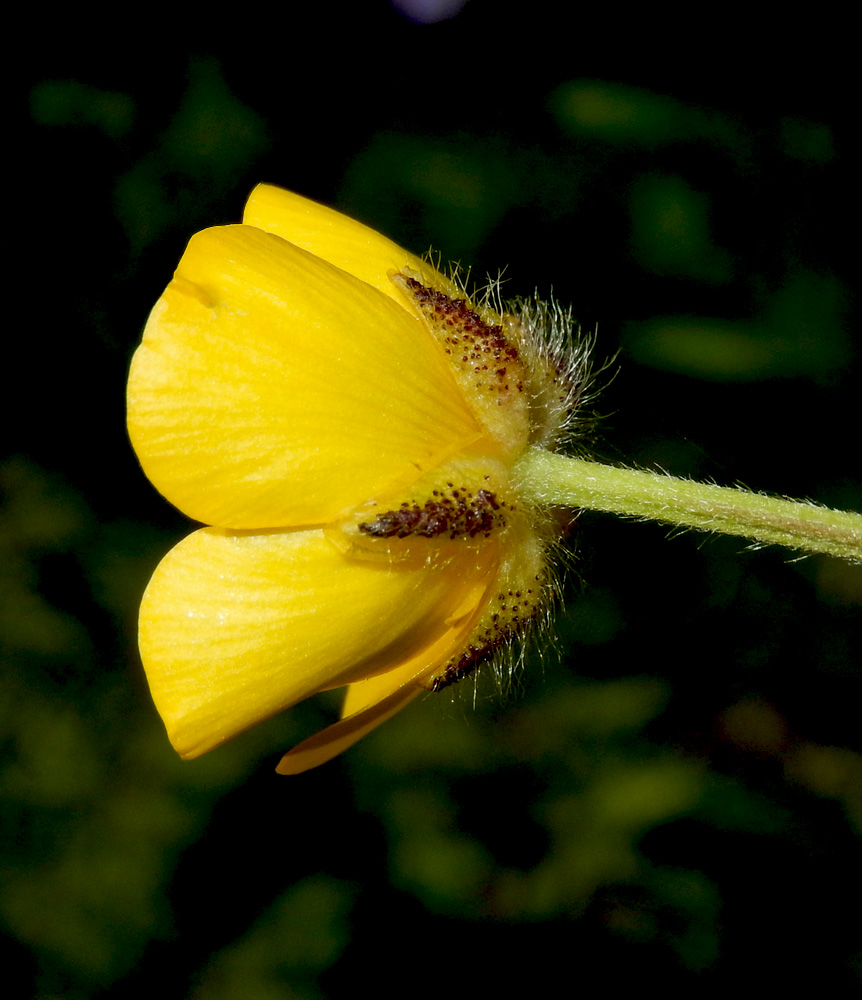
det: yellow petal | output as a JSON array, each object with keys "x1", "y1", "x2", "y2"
[
  {"x1": 140, "y1": 526, "x2": 497, "y2": 759},
  {"x1": 275, "y1": 588, "x2": 491, "y2": 776},
  {"x1": 243, "y1": 184, "x2": 463, "y2": 316},
  {"x1": 275, "y1": 683, "x2": 423, "y2": 775},
  {"x1": 127, "y1": 224, "x2": 485, "y2": 529}
]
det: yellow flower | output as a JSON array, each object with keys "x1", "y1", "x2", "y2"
[{"x1": 128, "y1": 184, "x2": 576, "y2": 774}]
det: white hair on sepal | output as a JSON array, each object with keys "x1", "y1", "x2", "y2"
[
  {"x1": 432, "y1": 497, "x2": 577, "y2": 712},
  {"x1": 435, "y1": 574, "x2": 566, "y2": 712},
  {"x1": 505, "y1": 291, "x2": 607, "y2": 453},
  {"x1": 446, "y1": 259, "x2": 608, "y2": 454}
]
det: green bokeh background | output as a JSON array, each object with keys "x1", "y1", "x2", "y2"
[{"x1": 11, "y1": 5, "x2": 861, "y2": 995}]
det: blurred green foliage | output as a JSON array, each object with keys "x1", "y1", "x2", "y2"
[{"x1": 11, "y1": 5, "x2": 861, "y2": 997}]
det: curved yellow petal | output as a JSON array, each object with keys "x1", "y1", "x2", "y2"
[
  {"x1": 339, "y1": 662, "x2": 427, "y2": 720},
  {"x1": 140, "y1": 526, "x2": 497, "y2": 759},
  {"x1": 128, "y1": 224, "x2": 484, "y2": 529},
  {"x1": 243, "y1": 184, "x2": 463, "y2": 316},
  {"x1": 276, "y1": 572, "x2": 496, "y2": 774},
  {"x1": 275, "y1": 683, "x2": 423, "y2": 775},
  {"x1": 275, "y1": 577, "x2": 492, "y2": 776}
]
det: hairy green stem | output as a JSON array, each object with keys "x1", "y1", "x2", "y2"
[{"x1": 515, "y1": 447, "x2": 862, "y2": 562}]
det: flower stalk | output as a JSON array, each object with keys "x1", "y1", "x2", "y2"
[{"x1": 515, "y1": 447, "x2": 862, "y2": 562}]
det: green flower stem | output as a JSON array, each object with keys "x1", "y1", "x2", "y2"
[{"x1": 515, "y1": 447, "x2": 862, "y2": 562}]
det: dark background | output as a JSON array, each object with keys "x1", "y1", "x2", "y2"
[{"x1": 8, "y1": 3, "x2": 861, "y2": 995}]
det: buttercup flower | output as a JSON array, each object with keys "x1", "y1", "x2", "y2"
[{"x1": 128, "y1": 184, "x2": 582, "y2": 774}]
